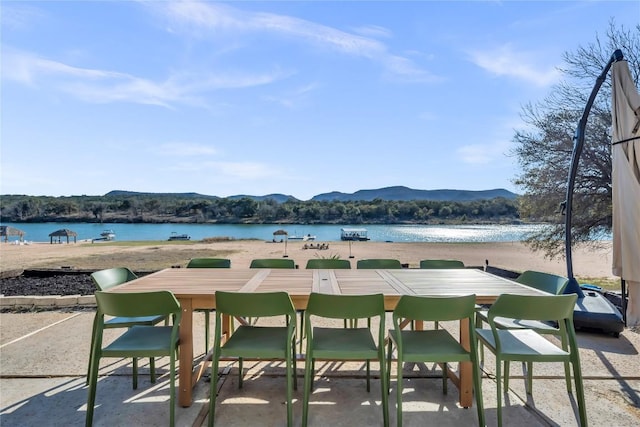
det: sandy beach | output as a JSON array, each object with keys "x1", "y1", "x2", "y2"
[{"x1": 0, "y1": 239, "x2": 616, "y2": 280}]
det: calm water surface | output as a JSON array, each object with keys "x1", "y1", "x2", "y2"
[{"x1": 1, "y1": 222, "x2": 558, "y2": 243}]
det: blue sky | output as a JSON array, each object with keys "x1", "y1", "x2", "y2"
[{"x1": 1, "y1": 1, "x2": 638, "y2": 200}]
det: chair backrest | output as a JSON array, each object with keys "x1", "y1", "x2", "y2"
[
  {"x1": 305, "y1": 292, "x2": 385, "y2": 320},
  {"x1": 487, "y1": 294, "x2": 577, "y2": 324},
  {"x1": 250, "y1": 258, "x2": 296, "y2": 269},
  {"x1": 215, "y1": 291, "x2": 296, "y2": 318},
  {"x1": 420, "y1": 259, "x2": 465, "y2": 269},
  {"x1": 515, "y1": 270, "x2": 569, "y2": 295},
  {"x1": 186, "y1": 258, "x2": 231, "y2": 268},
  {"x1": 95, "y1": 290, "x2": 181, "y2": 320},
  {"x1": 305, "y1": 259, "x2": 351, "y2": 269},
  {"x1": 393, "y1": 294, "x2": 476, "y2": 323},
  {"x1": 356, "y1": 259, "x2": 402, "y2": 269},
  {"x1": 91, "y1": 267, "x2": 138, "y2": 291}
]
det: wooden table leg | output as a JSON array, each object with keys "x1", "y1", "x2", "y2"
[
  {"x1": 459, "y1": 317, "x2": 473, "y2": 407},
  {"x1": 178, "y1": 298, "x2": 194, "y2": 407}
]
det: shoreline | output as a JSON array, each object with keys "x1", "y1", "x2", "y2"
[{"x1": 0, "y1": 240, "x2": 616, "y2": 280}]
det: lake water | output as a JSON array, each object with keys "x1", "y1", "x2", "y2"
[{"x1": 0, "y1": 222, "x2": 562, "y2": 243}]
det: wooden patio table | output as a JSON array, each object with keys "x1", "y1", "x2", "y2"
[{"x1": 109, "y1": 267, "x2": 547, "y2": 407}]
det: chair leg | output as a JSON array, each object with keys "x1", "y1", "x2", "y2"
[
  {"x1": 292, "y1": 338, "x2": 298, "y2": 391},
  {"x1": 472, "y1": 353, "x2": 486, "y2": 426},
  {"x1": 379, "y1": 352, "x2": 389, "y2": 427},
  {"x1": 133, "y1": 357, "x2": 138, "y2": 389},
  {"x1": 169, "y1": 352, "x2": 176, "y2": 427},
  {"x1": 396, "y1": 355, "x2": 404, "y2": 427},
  {"x1": 86, "y1": 314, "x2": 100, "y2": 386},
  {"x1": 286, "y1": 350, "x2": 293, "y2": 427},
  {"x1": 561, "y1": 334, "x2": 572, "y2": 392},
  {"x1": 150, "y1": 357, "x2": 156, "y2": 383},
  {"x1": 386, "y1": 340, "x2": 393, "y2": 395},
  {"x1": 496, "y1": 357, "x2": 503, "y2": 427},
  {"x1": 208, "y1": 349, "x2": 221, "y2": 427},
  {"x1": 442, "y1": 362, "x2": 448, "y2": 394},
  {"x1": 238, "y1": 357, "x2": 243, "y2": 389},
  {"x1": 204, "y1": 311, "x2": 210, "y2": 353},
  {"x1": 475, "y1": 315, "x2": 485, "y2": 366},
  {"x1": 299, "y1": 311, "x2": 305, "y2": 354},
  {"x1": 526, "y1": 362, "x2": 533, "y2": 394},
  {"x1": 85, "y1": 346, "x2": 102, "y2": 426},
  {"x1": 571, "y1": 357, "x2": 588, "y2": 427},
  {"x1": 366, "y1": 359, "x2": 371, "y2": 392},
  {"x1": 302, "y1": 354, "x2": 314, "y2": 426},
  {"x1": 503, "y1": 360, "x2": 510, "y2": 391}
]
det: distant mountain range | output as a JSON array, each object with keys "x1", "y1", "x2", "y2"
[{"x1": 106, "y1": 186, "x2": 518, "y2": 203}]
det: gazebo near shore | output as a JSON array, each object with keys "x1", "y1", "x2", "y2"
[
  {"x1": 49, "y1": 228, "x2": 78, "y2": 244},
  {"x1": 0, "y1": 225, "x2": 26, "y2": 242}
]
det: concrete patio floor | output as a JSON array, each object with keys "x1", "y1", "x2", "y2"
[{"x1": 1, "y1": 310, "x2": 638, "y2": 426}]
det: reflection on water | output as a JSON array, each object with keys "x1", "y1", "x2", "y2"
[{"x1": 380, "y1": 224, "x2": 547, "y2": 243}]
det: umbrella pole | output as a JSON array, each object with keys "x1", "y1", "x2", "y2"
[{"x1": 562, "y1": 49, "x2": 623, "y2": 296}]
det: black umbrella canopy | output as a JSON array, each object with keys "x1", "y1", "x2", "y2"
[{"x1": 273, "y1": 229, "x2": 288, "y2": 236}]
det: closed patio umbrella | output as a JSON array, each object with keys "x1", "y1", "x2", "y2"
[
  {"x1": 611, "y1": 58, "x2": 640, "y2": 327},
  {"x1": 273, "y1": 229, "x2": 289, "y2": 257}
]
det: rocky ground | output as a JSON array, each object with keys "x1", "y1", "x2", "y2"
[{"x1": 0, "y1": 272, "x2": 95, "y2": 296}]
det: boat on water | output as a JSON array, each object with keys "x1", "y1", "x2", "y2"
[
  {"x1": 100, "y1": 230, "x2": 115, "y2": 240},
  {"x1": 168, "y1": 232, "x2": 191, "y2": 241},
  {"x1": 92, "y1": 229, "x2": 115, "y2": 242},
  {"x1": 340, "y1": 227, "x2": 370, "y2": 241},
  {"x1": 288, "y1": 234, "x2": 316, "y2": 241}
]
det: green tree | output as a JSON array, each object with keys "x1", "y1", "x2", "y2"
[{"x1": 512, "y1": 22, "x2": 639, "y2": 258}]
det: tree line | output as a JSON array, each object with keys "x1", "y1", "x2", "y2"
[{"x1": 0, "y1": 194, "x2": 524, "y2": 225}]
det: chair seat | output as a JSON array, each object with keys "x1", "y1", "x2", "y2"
[
  {"x1": 476, "y1": 328, "x2": 569, "y2": 361},
  {"x1": 102, "y1": 325, "x2": 177, "y2": 357},
  {"x1": 104, "y1": 315, "x2": 166, "y2": 328},
  {"x1": 476, "y1": 310, "x2": 558, "y2": 333},
  {"x1": 311, "y1": 327, "x2": 378, "y2": 359},
  {"x1": 389, "y1": 329, "x2": 470, "y2": 362},
  {"x1": 221, "y1": 326, "x2": 292, "y2": 358}
]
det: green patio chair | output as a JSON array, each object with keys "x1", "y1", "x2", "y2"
[
  {"x1": 88, "y1": 267, "x2": 169, "y2": 388},
  {"x1": 305, "y1": 258, "x2": 351, "y2": 269},
  {"x1": 356, "y1": 259, "x2": 402, "y2": 269},
  {"x1": 302, "y1": 258, "x2": 352, "y2": 350},
  {"x1": 419, "y1": 259, "x2": 466, "y2": 329},
  {"x1": 208, "y1": 291, "x2": 297, "y2": 427},
  {"x1": 186, "y1": 258, "x2": 231, "y2": 352},
  {"x1": 302, "y1": 293, "x2": 389, "y2": 427},
  {"x1": 419, "y1": 259, "x2": 465, "y2": 269},
  {"x1": 248, "y1": 258, "x2": 296, "y2": 326},
  {"x1": 476, "y1": 293, "x2": 586, "y2": 427},
  {"x1": 249, "y1": 258, "x2": 296, "y2": 269},
  {"x1": 187, "y1": 258, "x2": 231, "y2": 269},
  {"x1": 387, "y1": 294, "x2": 485, "y2": 427},
  {"x1": 86, "y1": 290, "x2": 181, "y2": 427},
  {"x1": 476, "y1": 270, "x2": 571, "y2": 390}
]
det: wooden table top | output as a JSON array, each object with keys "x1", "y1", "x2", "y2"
[{"x1": 111, "y1": 268, "x2": 546, "y2": 308}]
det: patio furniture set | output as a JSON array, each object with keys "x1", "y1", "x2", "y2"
[{"x1": 85, "y1": 259, "x2": 587, "y2": 427}]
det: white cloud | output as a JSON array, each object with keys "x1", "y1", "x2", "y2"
[
  {"x1": 352, "y1": 25, "x2": 393, "y2": 39},
  {"x1": 2, "y1": 48, "x2": 288, "y2": 107},
  {"x1": 467, "y1": 44, "x2": 561, "y2": 87},
  {"x1": 151, "y1": 1, "x2": 437, "y2": 81}
]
